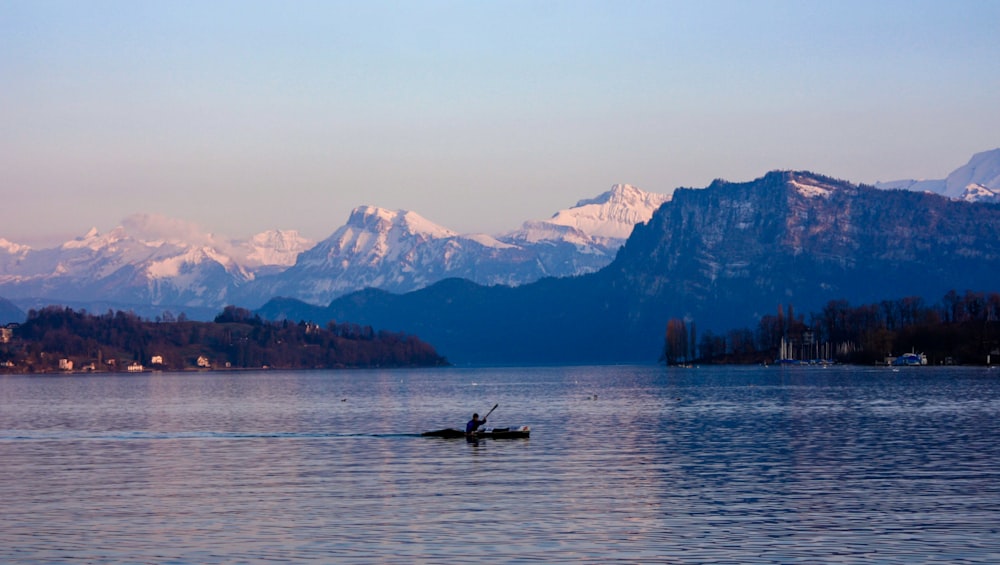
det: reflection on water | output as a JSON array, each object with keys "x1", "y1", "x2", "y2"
[{"x1": 2, "y1": 366, "x2": 1000, "y2": 563}]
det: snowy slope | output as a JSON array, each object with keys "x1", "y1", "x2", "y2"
[
  {"x1": 501, "y1": 184, "x2": 670, "y2": 248},
  {"x1": 549, "y1": 183, "x2": 671, "y2": 239},
  {"x1": 959, "y1": 184, "x2": 1000, "y2": 204},
  {"x1": 945, "y1": 149, "x2": 1000, "y2": 197},
  {"x1": 876, "y1": 148, "x2": 1000, "y2": 202},
  {"x1": 235, "y1": 206, "x2": 530, "y2": 306}
]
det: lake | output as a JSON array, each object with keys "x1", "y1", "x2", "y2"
[{"x1": 2, "y1": 365, "x2": 999, "y2": 563}]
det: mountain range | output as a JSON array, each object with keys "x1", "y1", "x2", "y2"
[
  {"x1": 258, "y1": 169, "x2": 1000, "y2": 365},
  {"x1": 0, "y1": 184, "x2": 669, "y2": 317},
  {"x1": 0, "y1": 214, "x2": 314, "y2": 320},
  {"x1": 1, "y1": 149, "x2": 999, "y2": 362},
  {"x1": 231, "y1": 183, "x2": 669, "y2": 307}
]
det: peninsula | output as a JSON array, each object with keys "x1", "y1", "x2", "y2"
[{"x1": 0, "y1": 305, "x2": 448, "y2": 373}]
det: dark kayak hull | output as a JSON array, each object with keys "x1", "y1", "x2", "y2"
[{"x1": 421, "y1": 426, "x2": 530, "y2": 439}]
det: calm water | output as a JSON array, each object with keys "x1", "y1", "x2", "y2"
[{"x1": 2, "y1": 365, "x2": 1000, "y2": 563}]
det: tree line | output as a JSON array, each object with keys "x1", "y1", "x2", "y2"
[
  {"x1": 1, "y1": 305, "x2": 448, "y2": 373},
  {"x1": 663, "y1": 290, "x2": 1000, "y2": 365}
]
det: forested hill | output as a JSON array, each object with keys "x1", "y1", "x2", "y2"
[{"x1": 1, "y1": 305, "x2": 448, "y2": 373}]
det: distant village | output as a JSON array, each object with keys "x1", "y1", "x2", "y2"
[
  {"x1": 32, "y1": 349, "x2": 218, "y2": 374},
  {"x1": 1, "y1": 320, "x2": 261, "y2": 373}
]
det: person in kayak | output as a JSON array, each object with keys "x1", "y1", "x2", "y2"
[{"x1": 466, "y1": 412, "x2": 487, "y2": 435}]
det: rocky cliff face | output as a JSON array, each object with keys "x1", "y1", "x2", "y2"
[{"x1": 610, "y1": 170, "x2": 1000, "y2": 328}]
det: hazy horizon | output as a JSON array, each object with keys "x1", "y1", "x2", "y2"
[{"x1": 4, "y1": 0, "x2": 999, "y2": 247}]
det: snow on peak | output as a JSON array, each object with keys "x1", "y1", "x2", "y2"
[
  {"x1": 61, "y1": 226, "x2": 125, "y2": 250},
  {"x1": 546, "y1": 183, "x2": 671, "y2": 240},
  {"x1": 59, "y1": 215, "x2": 219, "y2": 254},
  {"x1": 305, "y1": 206, "x2": 457, "y2": 268},
  {"x1": 399, "y1": 210, "x2": 458, "y2": 239},
  {"x1": 348, "y1": 205, "x2": 395, "y2": 226},
  {"x1": 569, "y1": 183, "x2": 671, "y2": 213},
  {"x1": 574, "y1": 183, "x2": 645, "y2": 207},
  {"x1": 960, "y1": 183, "x2": 1000, "y2": 203},
  {"x1": 347, "y1": 206, "x2": 457, "y2": 239}
]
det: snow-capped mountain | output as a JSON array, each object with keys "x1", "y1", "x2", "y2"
[
  {"x1": 501, "y1": 183, "x2": 670, "y2": 248},
  {"x1": 960, "y1": 184, "x2": 1000, "y2": 204},
  {"x1": 0, "y1": 214, "x2": 314, "y2": 313},
  {"x1": 232, "y1": 206, "x2": 529, "y2": 307},
  {"x1": 12, "y1": 148, "x2": 999, "y2": 320},
  {"x1": 876, "y1": 148, "x2": 1000, "y2": 203},
  {"x1": 236, "y1": 184, "x2": 671, "y2": 307},
  {"x1": 0, "y1": 184, "x2": 668, "y2": 314}
]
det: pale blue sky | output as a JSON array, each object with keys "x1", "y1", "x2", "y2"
[{"x1": 2, "y1": 0, "x2": 999, "y2": 246}]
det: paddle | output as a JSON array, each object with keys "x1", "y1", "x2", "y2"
[{"x1": 483, "y1": 403, "x2": 499, "y2": 421}]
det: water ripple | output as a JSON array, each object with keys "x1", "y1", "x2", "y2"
[{"x1": 2, "y1": 366, "x2": 1000, "y2": 563}]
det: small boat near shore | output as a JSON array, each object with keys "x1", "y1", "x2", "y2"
[{"x1": 421, "y1": 426, "x2": 530, "y2": 439}]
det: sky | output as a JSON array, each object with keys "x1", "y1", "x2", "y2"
[{"x1": 2, "y1": 0, "x2": 999, "y2": 247}]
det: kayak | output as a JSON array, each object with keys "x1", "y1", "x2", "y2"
[{"x1": 421, "y1": 426, "x2": 530, "y2": 439}]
